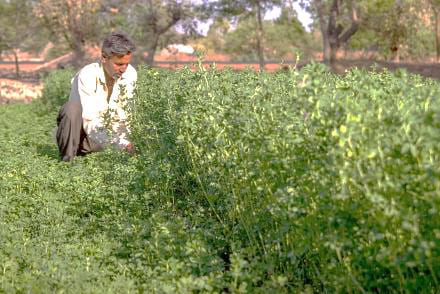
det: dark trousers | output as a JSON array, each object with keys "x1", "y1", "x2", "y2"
[{"x1": 56, "y1": 100, "x2": 102, "y2": 161}]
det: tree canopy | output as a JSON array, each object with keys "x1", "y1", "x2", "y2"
[
  {"x1": 1, "y1": 0, "x2": 440, "y2": 69},
  {"x1": 0, "y1": 0, "x2": 46, "y2": 76}
]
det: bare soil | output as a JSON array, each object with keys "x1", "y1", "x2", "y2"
[
  {"x1": 0, "y1": 77, "x2": 43, "y2": 104},
  {"x1": 329, "y1": 59, "x2": 440, "y2": 80}
]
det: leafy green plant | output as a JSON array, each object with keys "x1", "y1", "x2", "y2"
[
  {"x1": 38, "y1": 67, "x2": 75, "y2": 111},
  {"x1": 3, "y1": 64, "x2": 440, "y2": 293},
  {"x1": 131, "y1": 64, "x2": 440, "y2": 292}
]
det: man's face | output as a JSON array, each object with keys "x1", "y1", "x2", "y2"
[{"x1": 102, "y1": 53, "x2": 132, "y2": 80}]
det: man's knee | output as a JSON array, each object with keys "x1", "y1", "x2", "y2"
[
  {"x1": 57, "y1": 100, "x2": 82, "y2": 124},
  {"x1": 62, "y1": 100, "x2": 82, "y2": 117}
]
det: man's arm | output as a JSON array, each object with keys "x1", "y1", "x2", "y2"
[
  {"x1": 76, "y1": 74, "x2": 105, "y2": 130},
  {"x1": 70, "y1": 67, "x2": 110, "y2": 145}
]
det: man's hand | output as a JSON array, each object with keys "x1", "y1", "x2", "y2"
[{"x1": 125, "y1": 142, "x2": 135, "y2": 154}]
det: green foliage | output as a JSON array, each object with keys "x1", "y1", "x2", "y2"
[
  {"x1": 112, "y1": 0, "x2": 204, "y2": 65},
  {"x1": 39, "y1": 68, "x2": 75, "y2": 112},
  {"x1": 43, "y1": 43, "x2": 73, "y2": 61},
  {"x1": 3, "y1": 65, "x2": 440, "y2": 292},
  {"x1": 0, "y1": 0, "x2": 46, "y2": 53},
  {"x1": 0, "y1": 103, "x2": 226, "y2": 293},
  {"x1": 349, "y1": 0, "x2": 431, "y2": 60},
  {"x1": 219, "y1": 17, "x2": 307, "y2": 61},
  {"x1": 131, "y1": 64, "x2": 440, "y2": 292}
]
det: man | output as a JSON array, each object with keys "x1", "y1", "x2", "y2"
[{"x1": 56, "y1": 32, "x2": 137, "y2": 162}]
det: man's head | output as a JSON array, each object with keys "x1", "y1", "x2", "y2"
[{"x1": 101, "y1": 32, "x2": 136, "y2": 80}]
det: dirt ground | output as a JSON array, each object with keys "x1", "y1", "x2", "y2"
[
  {"x1": 0, "y1": 77, "x2": 43, "y2": 104},
  {"x1": 1, "y1": 59, "x2": 440, "y2": 104},
  {"x1": 330, "y1": 59, "x2": 440, "y2": 80}
]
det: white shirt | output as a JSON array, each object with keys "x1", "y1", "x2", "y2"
[{"x1": 69, "y1": 62, "x2": 137, "y2": 149}]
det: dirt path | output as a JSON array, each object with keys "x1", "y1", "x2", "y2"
[{"x1": 0, "y1": 78, "x2": 43, "y2": 104}]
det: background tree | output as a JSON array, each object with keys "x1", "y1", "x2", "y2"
[
  {"x1": 366, "y1": 0, "x2": 418, "y2": 61},
  {"x1": 296, "y1": 0, "x2": 430, "y2": 64},
  {"x1": 428, "y1": 0, "x2": 440, "y2": 61},
  {"x1": 304, "y1": 0, "x2": 362, "y2": 65},
  {"x1": 197, "y1": 17, "x2": 231, "y2": 54},
  {"x1": 210, "y1": 7, "x2": 310, "y2": 62},
  {"x1": 207, "y1": 0, "x2": 283, "y2": 70},
  {"x1": 348, "y1": 0, "x2": 430, "y2": 61},
  {"x1": 34, "y1": 0, "x2": 103, "y2": 67},
  {"x1": 109, "y1": 0, "x2": 201, "y2": 66},
  {"x1": 0, "y1": 0, "x2": 47, "y2": 77},
  {"x1": 267, "y1": 2, "x2": 313, "y2": 60}
]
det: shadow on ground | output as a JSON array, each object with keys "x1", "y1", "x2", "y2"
[{"x1": 36, "y1": 143, "x2": 60, "y2": 160}]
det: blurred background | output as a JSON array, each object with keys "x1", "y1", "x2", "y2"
[{"x1": 2, "y1": 0, "x2": 440, "y2": 78}]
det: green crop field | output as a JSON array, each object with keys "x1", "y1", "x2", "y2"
[{"x1": 2, "y1": 63, "x2": 440, "y2": 293}]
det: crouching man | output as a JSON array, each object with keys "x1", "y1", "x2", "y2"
[{"x1": 56, "y1": 32, "x2": 137, "y2": 162}]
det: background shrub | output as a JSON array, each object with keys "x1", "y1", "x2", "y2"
[{"x1": 38, "y1": 67, "x2": 75, "y2": 111}]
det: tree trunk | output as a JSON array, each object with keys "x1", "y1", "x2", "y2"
[
  {"x1": 326, "y1": 0, "x2": 359, "y2": 66},
  {"x1": 329, "y1": 46, "x2": 338, "y2": 66},
  {"x1": 71, "y1": 32, "x2": 86, "y2": 68},
  {"x1": 327, "y1": 0, "x2": 340, "y2": 66},
  {"x1": 390, "y1": 35, "x2": 400, "y2": 62},
  {"x1": 13, "y1": 49, "x2": 20, "y2": 79},
  {"x1": 73, "y1": 46, "x2": 85, "y2": 67},
  {"x1": 389, "y1": 0, "x2": 403, "y2": 62},
  {"x1": 316, "y1": 0, "x2": 330, "y2": 62},
  {"x1": 255, "y1": 1, "x2": 265, "y2": 71},
  {"x1": 142, "y1": 3, "x2": 182, "y2": 67},
  {"x1": 434, "y1": 7, "x2": 440, "y2": 62},
  {"x1": 145, "y1": 34, "x2": 159, "y2": 66},
  {"x1": 321, "y1": 25, "x2": 331, "y2": 62}
]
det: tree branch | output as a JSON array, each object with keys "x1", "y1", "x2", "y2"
[{"x1": 339, "y1": 4, "x2": 359, "y2": 45}]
